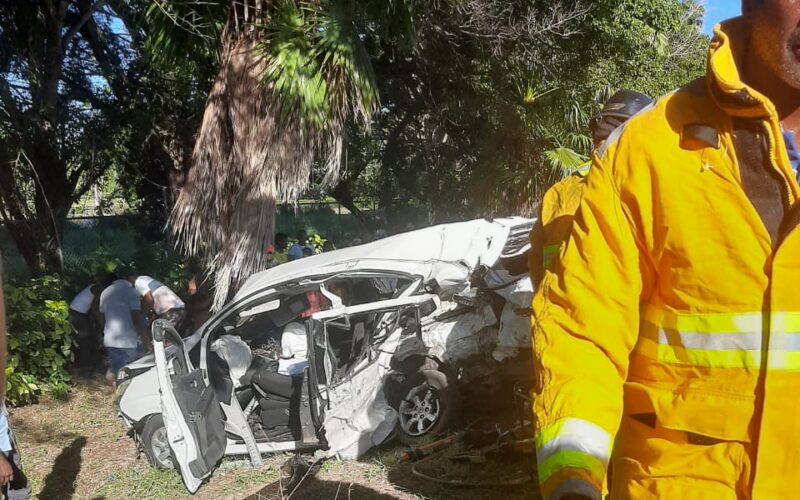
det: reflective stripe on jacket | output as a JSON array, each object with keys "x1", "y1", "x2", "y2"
[{"x1": 532, "y1": 18, "x2": 800, "y2": 500}]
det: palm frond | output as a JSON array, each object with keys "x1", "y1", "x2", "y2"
[
  {"x1": 168, "y1": 0, "x2": 383, "y2": 309},
  {"x1": 544, "y1": 146, "x2": 587, "y2": 173},
  {"x1": 144, "y1": 0, "x2": 226, "y2": 64}
]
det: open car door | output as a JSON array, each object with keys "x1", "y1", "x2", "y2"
[
  {"x1": 308, "y1": 294, "x2": 436, "y2": 459},
  {"x1": 152, "y1": 319, "x2": 226, "y2": 493}
]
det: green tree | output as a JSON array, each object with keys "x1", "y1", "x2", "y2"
[
  {"x1": 0, "y1": 1, "x2": 210, "y2": 277},
  {"x1": 338, "y1": 0, "x2": 707, "y2": 224},
  {"x1": 156, "y1": 0, "x2": 415, "y2": 308}
]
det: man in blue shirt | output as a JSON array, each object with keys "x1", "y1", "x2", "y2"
[{"x1": 287, "y1": 230, "x2": 315, "y2": 261}]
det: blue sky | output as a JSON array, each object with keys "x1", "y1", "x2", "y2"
[{"x1": 702, "y1": 0, "x2": 741, "y2": 34}]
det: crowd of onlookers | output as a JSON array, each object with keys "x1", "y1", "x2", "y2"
[
  {"x1": 67, "y1": 268, "x2": 187, "y2": 386},
  {"x1": 264, "y1": 229, "x2": 336, "y2": 268},
  {"x1": 66, "y1": 228, "x2": 343, "y2": 386}
]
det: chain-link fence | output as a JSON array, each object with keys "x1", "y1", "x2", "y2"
[{"x1": 1, "y1": 199, "x2": 428, "y2": 284}]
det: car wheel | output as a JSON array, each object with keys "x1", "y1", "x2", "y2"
[
  {"x1": 396, "y1": 369, "x2": 458, "y2": 445},
  {"x1": 141, "y1": 414, "x2": 176, "y2": 470}
]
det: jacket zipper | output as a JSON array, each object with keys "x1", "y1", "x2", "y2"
[{"x1": 762, "y1": 121, "x2": 792, "y2": 211}]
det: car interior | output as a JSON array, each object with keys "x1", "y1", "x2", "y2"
[{"x1": 198, "y1": 275, "x2": 415, "y2": 444}]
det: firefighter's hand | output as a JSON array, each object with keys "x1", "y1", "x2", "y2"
[{"x1": 0, "y1": 453, "x2": 14, "y2": 485}]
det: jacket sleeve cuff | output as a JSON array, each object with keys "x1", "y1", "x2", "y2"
[
  {"x1": 535, "y1": 418, "x2": 611, "y2": 500},
  {"x1": 542, "y1": 471, "x2": 603, "y2": 500}
]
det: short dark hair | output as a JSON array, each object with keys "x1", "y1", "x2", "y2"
[
  {"x1": 297, "y1": 229, "x2": 307, "y2": 236},
  {"x1": 275, "y1": 232, "x2": 288, "y2": 243},
  {"x1": 115, "y1": 265, "x2": 133, "y2": 280}
]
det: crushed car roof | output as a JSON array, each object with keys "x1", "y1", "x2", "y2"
[{"x1": 234, "y1": 217, "x2": 532, "y2": 300}]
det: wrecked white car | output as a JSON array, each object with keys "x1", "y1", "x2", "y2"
[{"x1": 114, "y1": 217, "x2": 534, "y2": 493}]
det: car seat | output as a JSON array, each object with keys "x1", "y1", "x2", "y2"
[{"x1": 239, "y1": 356, "x2": 304, "y2": 438}]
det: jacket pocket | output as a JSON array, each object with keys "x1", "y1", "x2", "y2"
[{"x1": 624, "y1": 379, "x2": 754, "y2": 443}]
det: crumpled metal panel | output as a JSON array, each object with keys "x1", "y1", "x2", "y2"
[
  {"x1": 235, "y1": 218, "x2": 526, "y2": 300},
  {"x1": 492, "y1": 279, "x2": 534, "y2": 362},
  {"x1": 392, "y1": 300, "x2": 499, "y2": 363},
  {"x1": 322, "y1": 331, "x2": 402, "y2": 459}
]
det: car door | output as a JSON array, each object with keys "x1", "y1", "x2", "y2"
[
  {"x1": 152, "y1": 319, "x2": 226, "y2": 493},
  {"x1": 307, "y1": 294, "x2": 436, "y2": 459}
]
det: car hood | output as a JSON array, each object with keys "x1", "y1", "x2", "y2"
[{"x1": 235, "y1": 217, "x2": 530, "y2": 300}]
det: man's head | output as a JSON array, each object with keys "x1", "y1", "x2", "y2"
[
  {"x1": 297, "y1": 230, "x2": 307, "y2": 245},
  {"x1": 743, "y1": 0, "x2": 800, "y2": 90},
  {"x1": 116, "y1": 266, "x2": 135, "y2": 285},
  {"x1": 590, "y1": 90, "x2": 653, "y2": 147},
  {"x1": 275, "y1": 232, "x2": 288, "y2": 251}
]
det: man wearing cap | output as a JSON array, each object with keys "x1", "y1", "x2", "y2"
[{"x1": 529, "y1": 90, "x2": 652, "y2": 288}]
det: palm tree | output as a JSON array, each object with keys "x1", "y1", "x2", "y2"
[{"x1": 147, "y1": 0, "x2": 413, "y2": 309}]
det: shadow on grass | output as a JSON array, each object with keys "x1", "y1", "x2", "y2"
[
  {"x1": 245, "y1": 475, "x2": 396, "y2": 500},
  {"x1": 10, "y1": 416, "x2": 81, "y2": 446},
  {"x1": 39, "y1": 436, "x2": 87, "y2": 500},
  {"x1": 243, "y1": 455, "x2": 396, "y2": 500}
]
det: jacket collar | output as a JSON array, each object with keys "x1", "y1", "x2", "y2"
[{"x1": 708, "y1": 18, "x2": 778, "y2": 119}]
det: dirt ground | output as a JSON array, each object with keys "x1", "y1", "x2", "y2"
[{"x1": 10, "y1": 381, "x2": 541, "y2": 499}]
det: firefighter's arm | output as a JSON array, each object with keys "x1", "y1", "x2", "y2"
[{"x1": 531, "y1": 149, "x2": 654, "y2": 500}]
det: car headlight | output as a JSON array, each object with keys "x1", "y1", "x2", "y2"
[{"x1": 114, "y1": 378, "x2": 132, "y2": 405}]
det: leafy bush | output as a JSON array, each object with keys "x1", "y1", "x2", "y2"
[
  {"x1": 307, "y1": 233, "x2": 327, "y2": 253},
  {"x1": 3, "y1": 276, "x2": 73, "y2": 405}
]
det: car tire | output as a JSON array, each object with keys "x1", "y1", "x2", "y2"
[
  {"x1": 141, "y1": 414, "x2": 176, "y2": 470},
  {"x1": 396, "y1": 369, "x2": 459, "y2": 446}
]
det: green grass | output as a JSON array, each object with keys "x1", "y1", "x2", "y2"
[
  {"x1": 95, "y1": 466, "x2": 186, "y2": 500},
  {"x1": 91, "y1": 458, "x2": 284, "y2": 499}
]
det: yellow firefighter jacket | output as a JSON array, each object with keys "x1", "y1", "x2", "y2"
[
  {"x1": 530, "y1": 164, "x2": 590, "y2": 288},
  {"x1": 532, "y1": 19, "x2": 800, "y2": 500}
]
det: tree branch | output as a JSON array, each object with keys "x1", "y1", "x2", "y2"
[
  {"x1": 62, "y1": 0, "x2": 108, "y2": 48},
  {"x1": 71, "y1": 165, "x2": 106, "y2": 203},
  {"x1": 77, "y1": 0, "x2": 129, "y2": 100},
  {"x1": 0, "y1": 79, "x2": 24, "y2": 132},
  {"x1": 60, "y1": 74, "x2": 111, "y2": 109},
  {"x1": 107, "y1": 0, "x2": 143, "y2": 45}
]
